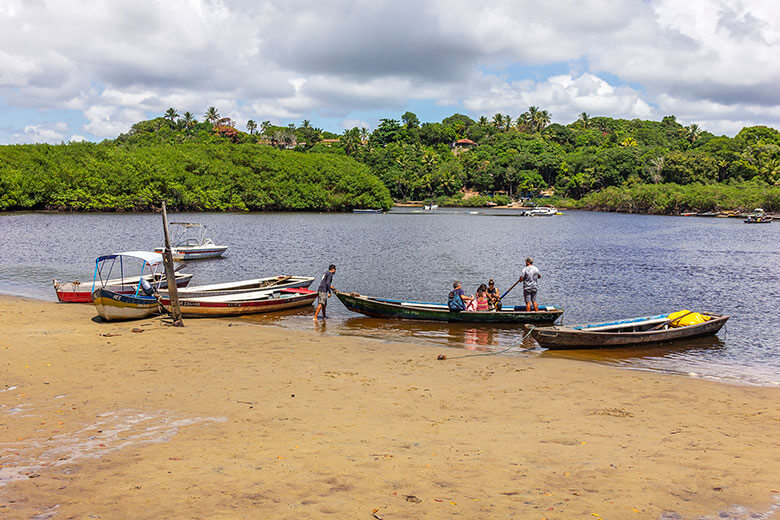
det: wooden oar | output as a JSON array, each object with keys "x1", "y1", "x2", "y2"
[
  {"x1": 500, "y1": 278, "x2": 522, "y2": 299},
  {"x1": 266, "y1": 275, "x2": 292, "y2": 287}
]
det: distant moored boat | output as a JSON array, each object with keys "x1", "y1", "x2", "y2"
[{"x1": 154, "y1": 222, "x2": 228, "y2": 260}]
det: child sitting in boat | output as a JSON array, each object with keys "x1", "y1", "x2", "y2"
[{"x1": 475, "y1": 284, "x2": 489, "y2": 311}]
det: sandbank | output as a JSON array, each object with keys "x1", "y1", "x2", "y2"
[{"x1": 1, "y1": 295, "x2": 778, "y2": 519}]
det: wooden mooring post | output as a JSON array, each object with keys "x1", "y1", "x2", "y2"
[{"x1": 161, "y1": 201, "x2": 184, "y2": 326}]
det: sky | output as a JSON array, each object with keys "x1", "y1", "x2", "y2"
[{"x1": 1, "y1": 0, "x2": 779, "y2": 144}]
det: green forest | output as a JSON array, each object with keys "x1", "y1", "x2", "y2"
[{"x1": 1, "y1": 105, "x2": 778, "y2": 212}]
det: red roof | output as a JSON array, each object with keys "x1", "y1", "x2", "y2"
[{"x1": 455, "y1": 139, "x2": 476, "y2": 145}]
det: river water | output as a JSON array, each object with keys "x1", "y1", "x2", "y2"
[{"x1": 1, "y1": 209, "x2": 777, "y2": 387}]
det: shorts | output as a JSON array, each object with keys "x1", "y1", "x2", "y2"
[
  {"x1": 523, "y1": 288, "x2": 537, "y2": 304},
  {"x1": 318, "y1": 291, "x2": 329, "y2": 306}
]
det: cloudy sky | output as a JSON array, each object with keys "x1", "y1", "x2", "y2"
[{"x1": 1, "y1": 0, "x2": 779, "y2": 144}]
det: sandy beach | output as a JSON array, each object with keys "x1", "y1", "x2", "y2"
[{"x1": 1, "y1": 295, "x2": 778, "y2": 519}]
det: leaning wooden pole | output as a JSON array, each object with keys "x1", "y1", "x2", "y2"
[{"x1": 161, "y1": 201, "x2": 184, "y2": 326}]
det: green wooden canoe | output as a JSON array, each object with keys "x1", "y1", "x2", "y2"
[{"x1": 334, "y1": 290, "x2": 563, "y2": 324}]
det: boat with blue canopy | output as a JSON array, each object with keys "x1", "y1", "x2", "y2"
[{"x1": 91, "y1": 251, "x2": 169, "y2": 321}]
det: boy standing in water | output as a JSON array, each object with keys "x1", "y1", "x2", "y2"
[{"x1": 314, "y1": 264, "x2": 336, "y2": 320}]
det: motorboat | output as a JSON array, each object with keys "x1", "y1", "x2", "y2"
[
  {"x1": 54, "y1": 269, "x2": 192, "y2": 303},
  {"x1": 744, "y1": 208, "x2": 773, "y2": 224},
  {"x1": 155, "y1": 222, "x2": 228, "y2": 260},
  {"x1": 527, "y1": 206, "x2": 559, "y2": 216},
  {"x1": 91, "y1": 251, "x2": 168, "y2": 321}
]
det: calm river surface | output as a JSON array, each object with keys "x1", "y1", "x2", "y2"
[{"x1": 1, "y1": 209, "x2": 778, "y2": 386}]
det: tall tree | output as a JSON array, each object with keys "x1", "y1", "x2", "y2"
[
  {"x1": 246, "y1": 120, "x2": 257, "y2": 135},
  {"x1": 164, "y1": 107, "x2": 179, "y2": 128},
  {"x1": 687, "y1": 124, "x2": 702, "y2": 145},
  {"x1": 492, "y1": 113, "x2": 504, "y2": 131},
  {"x1": 402, "y1": 111, "x2": 420, "y2": 129},
  {"x1": 578, "y1": 112, "x2": 591, "y2": 129},
  {"x1": 204, "y1": 106, "x2": 220, "y2": 126},
  {"x1": 341, "y1": 127, "x2": 361, "y2": 156},
  {"x1": 301, "y1": 119, "x2": 311, "y2": 129},
  {"x1": 182, "y1": 111, "x2": 196, "y2": 133},
  {"x1": 260, "y1": 121, "x2": 271, "y2": 136}
]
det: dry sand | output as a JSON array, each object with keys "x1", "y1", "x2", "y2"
[{"x1": 1, "y1": 295, "x2": 778, "y2": 519}]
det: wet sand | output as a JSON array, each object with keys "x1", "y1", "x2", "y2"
[{"x1": 1, "y1": 295, "x2": 778, "y2": 519}]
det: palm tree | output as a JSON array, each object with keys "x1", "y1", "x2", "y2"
[
  {"x1": 246, "y1": 120, "x2": 257, "y2": 135},
  {"x1": 478, "y1": 116, "x2": 489, "y2": 127},
  {"x1": 182, "y1": 111, "x2": 196, "y2": 133},
  {"x1": 687, "y1": 124, "x2": 702, "y2": 144},
  {"x1": 535, "y1": 109, "x2": 551, "y2": 132},
  {"x1": 204, "y1": 106, "x2": 220, "y2": 126},
  {"x1": 164, "y1": 107, "x2": 179, "y2": 128},
  {"x1": 527, "y1": 106, "x2": 540, "y2": 129},
  {"x1": 578, "y1": 112, "x2": 591, "y2": 129},
  {"x1": 301, "y1": 119, "x2": 311, "y2": 129},
  {"x1": 492, "y1": 113, "x2": 504, "y2": 131},
  {"x1": 649, "y1": 156, "x2": 665, "y2": 184},
  {"x1": 341, "y1": 127, "x2": 361, "y2": 156},
  {"x1": 503, "y1": 114, "x2": 513, "y2": 131},
  {"x1": 260, "y1": 121, "x2": 271, "y2": 137}
]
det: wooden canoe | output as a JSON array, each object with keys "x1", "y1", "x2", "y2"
[
  {"x1": 334, "y1": 290, "x2": 563, "y2": 323},
  {"x1": 159, "y1": 287, "x2": 317, "y2": 317},
  {"x1": 54, "y1": 272, "x2": 193, "y2": 303},
  {"x1": 92, "y1": 288, "x2": 161, "y2": 321},
  {"x1": 528, "y1": 312, "x2": 729, "y2": 349},
  {"x1": 158, "y1": 275, "x2": 314, "y2": 298}
]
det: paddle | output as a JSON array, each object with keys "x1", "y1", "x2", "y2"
[
  {"x1": 266, "y1": 275, "x2": 292, "y2": 287},
  {"x1": 500, "y1": 277, "x2": 523, "y2": 299}
]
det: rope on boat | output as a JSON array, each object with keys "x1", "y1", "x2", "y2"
[{"x1": 440, "y1": 326, "x2": 536, "y2": 360}]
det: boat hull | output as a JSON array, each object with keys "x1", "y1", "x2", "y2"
[
  {"x1": 55, "y1": 273, "x2": 193, "y2": 303},
  {"x1": 160, "y1": 288, "x2": 317, "y2": 317},
  {"x1": 159, "y1": 275, "x2": 313, "y2": 298},
  {"x1": 530, "y1": 314, "x2": 729, "y2": 349},
  {"x1": 92, "y1": 288, "x2": 160, "y2": 321},
  {"x1": 154, "y1": 246, "x2": 228, "y2": 260},
  {"x1": 335, "y1": 290, "x2": 563, "y2": 323}
]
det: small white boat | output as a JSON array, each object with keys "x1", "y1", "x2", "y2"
[
  {"x1": 160, "y1": 275, "x2": 314, "y2": 298},
  {"x1": 155, "y1": 222, "x2": 228, "y2": 260},
  {"x1": 160, "y1": 288, "x2": 318, "y2": 317},
  {"x1": 423, "y1": 204, "x2": 439, "y2": 210},
  {"x1": 527, "y1": 206, "x2": 558, "y2": 216},
  {"x1": 91, "y1": 251, "x2": 167, "y2": 321}
]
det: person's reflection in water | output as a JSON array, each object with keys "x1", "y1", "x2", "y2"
[{"x1": 463, "y1": 328, "x2": 493, "y2": 351}]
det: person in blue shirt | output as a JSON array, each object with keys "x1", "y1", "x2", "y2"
[
  {"x1": 314, "y1": 264, "x2": 336, "y2": 320},
  {"x1": 448, "y1": 281, "x2": 473, "y2": 311}
]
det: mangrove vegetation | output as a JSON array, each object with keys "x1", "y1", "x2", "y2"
[{"x1": 1, "y1": 106, "x2": 778, "y2": 212}]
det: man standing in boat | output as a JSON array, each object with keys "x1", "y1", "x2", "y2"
[
  {"x1": 518, "y1": 257, "x2": 541, "y2": 312},
  {"x1": 314, "y1": 264, "x2": 336, "y2": 320}
]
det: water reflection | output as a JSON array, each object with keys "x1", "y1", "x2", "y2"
[{"x1": 541, "y1": 335, "x2": 727, "y2": 363}]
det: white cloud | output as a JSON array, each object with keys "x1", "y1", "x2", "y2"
[
  {"x1": 11, "y1": 122, "x2": 69, "y2": 144},
  {"x1": 0, "y1": 0, "x2": 779, "y2": 141},
  {"x1": 341, "y1": 119, "x2": 371, "y2": 131},
  {"x1": 463, "y1": 73, "x2": 655, "y2": 123}
]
